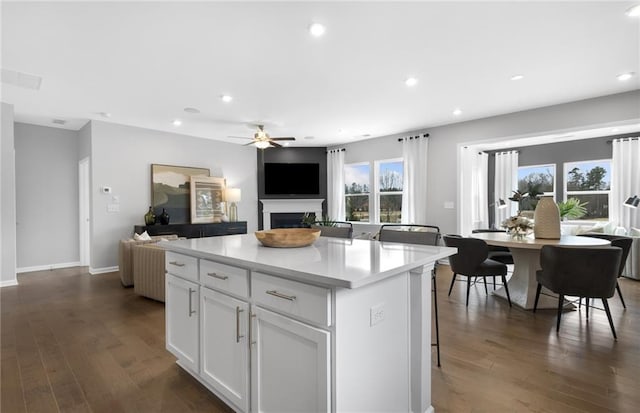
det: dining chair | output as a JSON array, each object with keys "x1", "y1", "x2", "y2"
[
  {"x1": 471, "y1": 228, "x2": 514, "y2": 289},
  {"x1": 378, "y1": 224, "x2": 442, "y2": 367},
  {"x1": 311, "y1": 221, "x2": 353, "y2": 239},
  {"x1": 443, "y1": 235, "x2": 512, "y2": 307},
  {"x1": 534, "y1": 245, "x2": 622, "y2": 339},
  {"x1": 578, "y1": 233, "x2": 632, "y2": 309}
]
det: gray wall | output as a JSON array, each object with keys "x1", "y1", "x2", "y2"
[
  {"x1": 256, "y1": 147, "x2": 328, "y2": 229},
  {"x1": 1, "y1": 102, "x2": 17, "y2": 285},
  {"x1": 333, "y1": 90, "x2": 640, "y2": 235},
  {"x1": 89, "y1": 121, "x2": 259, "y2": 271},
  {"x1": 14, "y1": 123, "x2": 80, "y2": 269}
]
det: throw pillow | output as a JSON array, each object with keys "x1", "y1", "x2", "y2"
[{"x1": 134, "y1": 231, "x2": 152, "y2": 241}]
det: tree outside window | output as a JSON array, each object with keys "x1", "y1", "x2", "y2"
[
  {"x1": 344, "y1": 163, "x2": 370, "y2": 222},
  {"x1": 517, "y1": 164, "x2": 555, "y2": 210},
  {"x1": 564, "y1": 160, "x2": 611, "y2": 220},
  {"x1": 378, "y1": 160, "x2": 403, "y2": 223}
]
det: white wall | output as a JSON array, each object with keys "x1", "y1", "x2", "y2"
[
  {"x1": 89, "y1": 121, "x2": 258, "y2": 271},
  {"x1": 334, "y1": 90, "x2": 640, "y2": 235},
  {"x1": 1, "y1": 102, "x2": 17, "y2": 286},
  {"x1": 14, "y1": 123, "x2": 80, "y2": 270}
]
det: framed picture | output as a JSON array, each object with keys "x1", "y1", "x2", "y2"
[
  {"x1": 151, "y1": 164, "x2": 210, "y2": 224},
  {"x1": 190, "y1": 176, "x2": 226, "y2": 223}
]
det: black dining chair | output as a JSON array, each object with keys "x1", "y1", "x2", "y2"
[
  {"x1": 378, "y1": 224, "x2": 442, "y2": 367},
  {"x1": 534, "y1": 245, "x2": 622, "y2": 339},
  {"x1": 443, "y1": 235, "x2": 512, "y2": 307},
  {"x1": 471, "y1": 228, "x2": 514, "y2": 289},
  {"x1": 578, "y1": 233, "x2": 633, "y2": 309},
  {"x1": 311, "y1": 221, "x2": 353, "y2": 239}
]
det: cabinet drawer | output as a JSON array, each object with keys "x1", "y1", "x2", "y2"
[
  {"x1": 166, "y1": 252, "x2": 198, "y2": 282},
  {"x1": 252, "y1": 272, "x2": 331, "y2": 326},
  {"x1": 201, "y1": 260, "x2": 249, "y2": 298}
]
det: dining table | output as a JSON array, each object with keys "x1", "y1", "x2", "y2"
[{"x1": 470, "y1": 232, "x2": 610, "y2": 310}]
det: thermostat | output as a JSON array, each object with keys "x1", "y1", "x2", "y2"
[{"x1": 102, "y1": 186, "x2": 112, "y2": 194}]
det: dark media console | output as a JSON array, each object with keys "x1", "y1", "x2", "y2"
[{"x1": 134, "y1": 222, "x2": 247, "y2": 239}]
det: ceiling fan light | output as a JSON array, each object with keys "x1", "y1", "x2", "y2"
[{"x1": 254, "y1": 140, "x2": 271, "y2": 149}]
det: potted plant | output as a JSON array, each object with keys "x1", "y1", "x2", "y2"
[{"x1": 556, "y1": 197, "x2": 588, "y2": 220}]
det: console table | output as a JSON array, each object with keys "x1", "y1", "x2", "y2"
[{"x1": 134, "y1": 222, "x2": 247, "y2": 239}]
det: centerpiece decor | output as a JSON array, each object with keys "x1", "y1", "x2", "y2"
[
  {"x1": 255, "y1": 228, "x2": 321, "y2": 248},
  {"x1": 501, "y1": 215, "x2": 534, "y2": 239},
  {"x1": 533, "y1": 196, "x2": 561, "y2": 239}
]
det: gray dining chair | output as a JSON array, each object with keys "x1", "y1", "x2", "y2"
[
  {"x1": 311, "y1": 221, "x2": 353, "y2": 239},
  {"x1": 534, "y1": 245, "x2": 622, "y2": 339},
  {"x1": 378, "y1": 224, "x2": 442, "y2": 367}
]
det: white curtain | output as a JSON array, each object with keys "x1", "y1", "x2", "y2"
[
  {"x1": 327, "y1": 149, "x2": 345, "y2": 221},
  {"x1": 611, "y1": 138, "x2": 640, "y2": 231},
  {"x1": 494, "y1": 151, "x2": 519, "y2": 226},
  {"x1": 401, "y1": 136, "x2": 429, "y2": 224},
  {"x1": 460, "y1": 149, "x2": 489, "y2": 235}
]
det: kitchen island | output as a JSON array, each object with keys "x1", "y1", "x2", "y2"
[{"x1": 160, "y1": 234, "x2": 455, "y2": 413}]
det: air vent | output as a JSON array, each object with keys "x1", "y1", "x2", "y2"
[
  {"x1": 52, "y1": 119, "x2": 67, "y2": 125},
  {"x1": 1, "y1": 68, "x2": 42, "y2": 90}
]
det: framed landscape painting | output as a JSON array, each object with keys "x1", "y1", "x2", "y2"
[
  {"x1": 151, "y1": 164, "x2": 210, "y2": 224},
  {"x1": 190, "y1": 176, "x2": 226, "y2": 223}
]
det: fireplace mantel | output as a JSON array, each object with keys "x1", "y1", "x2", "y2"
[{"x1": 260, "y1": 199, "x2": 324, "y2": 230}]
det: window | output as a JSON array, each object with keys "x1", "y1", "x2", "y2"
[
  {"x1": 377, "y1": 160, "x2": 403, "y2": 223},
  {"x1": 344, "y1": 163, "x2": 370, "y2": 222},
  {"x1": 344, "y1": 159, "x2": 405, "y2": 223},
  {"x1": 517, "y1": 164, "x2": 555, "y2": 210},
  {"x1": 564, "y1": 159, "x2": 611, "y2": 221}
]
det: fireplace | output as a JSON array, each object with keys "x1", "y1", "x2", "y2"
[
  {"x1": 260, "y1": 199, "x2": 324, "y2": 230},
  {"x1": 270, "y1": 212, "x2": 315, "y2": 229}
]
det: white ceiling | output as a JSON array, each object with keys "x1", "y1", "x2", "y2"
[{"x1": 2, "y1": 1, "x2": 639, "y2": 147}]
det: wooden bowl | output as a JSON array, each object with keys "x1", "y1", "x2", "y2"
[{"x1": 254, "y1": 228, "x2": 321, "y2": 248}]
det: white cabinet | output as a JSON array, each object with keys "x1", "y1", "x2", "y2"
[
  {"x1": 250, "y1": 306, "x2": 330, "y2": 413},
  {"x1": 166, "y1": 273, "x2": 199, "y2": 373},
  {"x1": 200, "y1": 288, "x2": 249, "y2": 412}
]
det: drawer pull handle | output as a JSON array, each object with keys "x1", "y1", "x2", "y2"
[
  {"x1": 249, "y1": 312, "x2": 257, "y2": 346},
  {"x1": 208, "y1": 272, "x2": 229, "y2": 280},
  {"x1": 169, "y1": 261, "x2": 185, "y2": 267},
  {"x1": 266, "y1": 290, "x2": 296, "y2": 301},
  {"x1": 188, "y1": 288, "x2": 196, "y2": 317},
  {"x1": 236, "y1": 306, "x2": 245, "y2": 343}
]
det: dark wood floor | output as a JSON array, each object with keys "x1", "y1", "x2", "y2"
[{"x1": 1, "y1": 266, "x2": 639, "y2": 412}]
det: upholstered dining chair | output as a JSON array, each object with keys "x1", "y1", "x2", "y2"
[
  {"x1": 471, "y1": 228, "x2": 514, "y2": 289},
  {"x1": 578, "y1": 233, "x2": 633, "y2": 309},
  {"x1": 533, "y1": 245, "x2": 622, "y2": 339},
  {"x1": 311, "y1": 221, "x2": 353, "y2": 239},
  {"x1": 378, "y1": 224, "x2": 442, "y2": 367},
  {"x1": 443, "y1": 235, "x2": 512, "y2": 307}
]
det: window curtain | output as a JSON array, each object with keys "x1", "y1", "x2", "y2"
[
  {"x1": 460, "y1": 149, "x2": 489, "y2": 235},
  {"x1": 611, "y1": 138, "x2": 640, "y2": 231},
  {"x1": 401, "y1": 136, "x2": 428, "y2": 224},
  {"x1": 327, "y1": 149, "x2": 345, "y2": 221},
  {"x1": 494, "y1": 151, "x2": 519, "y2": 226}
]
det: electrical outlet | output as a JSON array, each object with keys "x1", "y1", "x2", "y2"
[{"x1": 370, "y1": 303, "x2": 385, "y2": 326}]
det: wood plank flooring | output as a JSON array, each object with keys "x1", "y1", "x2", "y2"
[{"x1": 2, "y1": 266, "x2": 639, "y2": 412}]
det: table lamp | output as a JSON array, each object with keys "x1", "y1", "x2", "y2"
[{"x1": 226, "y1": 188, "x2": 241, "y2": 221}]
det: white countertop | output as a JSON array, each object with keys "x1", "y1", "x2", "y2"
[{"x1": 160, "y1": 234, "x2": 456, "y2": 289}]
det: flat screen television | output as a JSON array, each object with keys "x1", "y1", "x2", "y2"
[{"x1": 264, "y1": 163, "x2": 320, "y2": 195}]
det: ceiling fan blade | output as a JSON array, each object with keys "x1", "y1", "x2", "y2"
[
  {"x1": 243, "y1": 141, "x2": 256, "y2": 146},
  {"x1": 270, "y1": 137, "x2": 295, "y2": 141},
  {"x1": 227, "y1": 135, "x2": 251, "y2": 140},
  {"x1": 270, "y1": 141, "x2": 283, "y2": 148}
]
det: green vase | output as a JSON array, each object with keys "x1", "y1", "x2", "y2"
[{"x1": 144, "y1": 206, "x2": 156, "y2": 225}]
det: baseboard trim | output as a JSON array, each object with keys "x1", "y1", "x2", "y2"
[
  {"x1": 90, "y1": 266, "x2": 119, "y2": 275},
  {"x1": 0, "y1": 279, "x2": 19, "y2": 288},
  {"x1": 17, "y1": 261, "x2": 81, "y2": 273}
]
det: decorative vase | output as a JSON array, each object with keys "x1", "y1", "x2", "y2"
[
  {"x1": 144, "y1": 206, "x2": 156, "y2": 226},
  {"x1": 533, "y1": 196, "x2": 560, "y2": 239},
  {"x1": 159, "y1": 208, "x2": 170, "y2": 225}
]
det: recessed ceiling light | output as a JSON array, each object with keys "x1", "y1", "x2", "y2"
[
  {"x1": 510, "y1": 74, "x2": 524, "y2": 81},
  {"x1": 283, "y1": 142, "x2": 290, "y2": 147},
  {"x1": 309, "y1": 23, "x2": 326, "y2": 37},
  {"x1": 405, "y1": 77, "x2": 418, "y2": 87},
  {"x1": 453, "y1": 108, "x2": 462, "y2": 116},
  {"x1": 221, "y1": 95, "x2": 233, "y2": 103},
  {"x1": 172, "y1": 119, "x2": 182, "y2": 126},
  {"x1": 184, "y1": 107, "x2": 200, "y2": 114},
  {"x1": 617, "y1": 72, "x2": 635, "y2": 81},
  {"x1": 625, "y1": 4, "x2": 640, "y2": 17}
]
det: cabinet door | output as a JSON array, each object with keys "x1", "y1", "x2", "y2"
[
  {"x1": 251, "y1": 307, "x2": 330, "y2": 413},
  {"x1": 200, "y1": 288, "x2": 249, "y2": 412},
  {"x1": 166, "y1": 274, "x2": 199, "y2": 373}
]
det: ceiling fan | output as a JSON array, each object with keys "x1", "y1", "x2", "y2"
[{"x1": 228, "y1": 125, "x2": 295, "y2": 149}]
